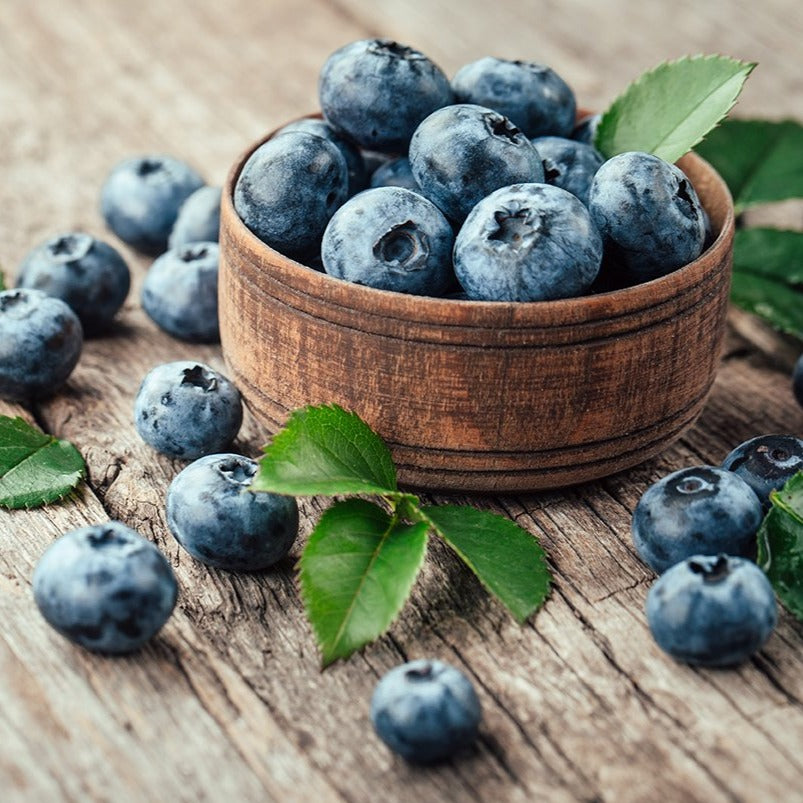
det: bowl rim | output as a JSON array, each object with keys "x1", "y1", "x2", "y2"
[{"x1": 222, "y1": 114, "x2": 734, "y2": 329}]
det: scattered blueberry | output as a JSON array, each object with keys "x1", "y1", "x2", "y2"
[
  {"x1": 0, "y1": 288, "x2": 82, "y2": 401},
  {"x1": 453, "y1": 183, "x2": 602, "y2": 301},
  {"x1": 319, "y1": 39, "x2": 453, "y2": 152},
  {"x1": 168, "y1": 186, "x2": 222, "y2": 249},
  {"x1": 167, "y1": 453, "x2": 298, "y2": 572},
  {"x1": 588, "y1": 151, "x2": 706, "y2": 284},
  {"x1": 234, "y1": 131, "x2": 348, "y2": 259},
  {"x1": 276, "y1": 118, "x2": 367, "y2": 196},
  {"x1": 721, "y1": 434, "x2": 803, "y2": 507},
  {"x1": 141, "y1": 242, "x2": 220, "y2": 343},
  {"x1": 409, "y1": 103, "x2": 544, "y2": 221},
  {"x1": 16, "y1": 232, "x2": 130, "y2": 334},
  {"x1": 134, "y1": 361, "x2": 243, "y2": 460},
  {"x1": 370, "y1": 659, "x2": 482, "y2": 763},
  {"x1": 321, "y1": 187, "x2": 455, "y2": 296},
  {"x1": 100, "y1": 155, "x2": 204, "y2": 255},
  {"x1": 451, "y1": 57, "x2": 577, "y2": 139},
  {"x1": 571, "y1": 113, "x2": 601, "y2": 145},
  {"x1": 631, "y1": 465, "x2": 763, "y2": 574},
  {"x1": 370, "y1": 157, "x2": 420, "y2": 192},
  {"x1": 646, "y1": 554, "x2": 777, "y2": 666},
  {"x1": 33, "y1": 521, "x2": 178, "y2": 654},
  {"x1": 531, "y1": 136, "x2": 604, "y2": 206}
]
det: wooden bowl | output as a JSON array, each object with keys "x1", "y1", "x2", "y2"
[{"x1": 219, "y1": 131, "x2": 734, "y2": 493}]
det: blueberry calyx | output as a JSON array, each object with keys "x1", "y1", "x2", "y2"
[
  {"x1": 369, "y1": 40, "x2": 421, "y2": 61},
  {"x1": 217, "y1": 457, "x2": 256, "y2": 486},
  {"x1": 48, "y1": 233, "x2": 93, "y2": 262},
  {"x1": 87, "y1": 526, "x2": 127, "y2": 548},
  {"x1": 486, "y1": 113, "x2": 522, "y2": 143},
  {"x1": 676, "y1": 177, "x2": 694, "y2": 206},
  {"x1": 136, "y1": 158, "x2": 164, "y2": 177},
  {"x1": 178, "y1": 245, "x2": 209, "y2": 263},
  {"x1": 405, "y1": 662, "x2": 435, "y2": 681},
  {"x1": 181, "y1": 364, "x2": 217, "y2": 391},
  {"x1": 489, "y1": 208, "x2": 533, "y2": 247},
  {"x1": 543, "y1": 161, "x2": 562, "y2": 182},
  {"x1": 374, "y1": 222, "x2": 425, "y2": 265},
  {"x1": 0, "y1": 290, "x2": 26, "y2": 311},
  {"x1": 689, "y1": 555, "x2": 730, "y2": 583},
  {"x1": 669, "y1": 468, "x2": 719, "y2": 498}
]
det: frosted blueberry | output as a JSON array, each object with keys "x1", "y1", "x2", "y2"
[
  {"x1": 321, "y1": 187, "x2": 455, "y2": 296},
  {"x1": 371, "y1": 659, "x2": 482, "y2": 763},
  {"x1": 141, "y1": 242, "x2": 220, "y2": 343},
  {"x1": 319, "y1": 39, "x2": 453, "y2": 152},
  {"x1": 234, "y1": 131, "x2": 348, "y2": 259},
  {"x1": 33, "y1": 521, "x2": 177, "y2": 654},
  {"x1": 646, "y1": 555, "x2": 776, "y2": 666},
  {"x1": 453, "y1": 183, "x2": 602, "y2": 301},
  {"x1": 134, "y1": 361, "x2": 243, "y2": 460},
  {"x1": 100, "y1": 155, "x2": 204, "y2": 255},
  {"x1": 409, "y1": 103, "x2": 544, "y2": 222},
  {"x1": 167, "y1": 453, "x2": 298, "y2": 572}
]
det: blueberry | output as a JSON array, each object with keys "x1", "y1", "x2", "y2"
[
  {"x1": 276, "y1": 118, "x2": 367, "y2": 196},
  {"x1": 16, "y1": 233, "x2": 130, "y2": 334},
  {"x1": 451, "y1": 57, "x2": 577, "y2": 138},
  {"x1": 632, "y1": 466, "x2": 763, "y2": 574},
  {"x1": 234, "y1": 131, "x2": 348, "y2": 260},
  {"x1": 646, "y1": 555, "x2": 776, "y2": 666},
  {"x1": 321, "y1": 187, "x2": 455, "y2": 296},
  {"x1": 588, "y1": 151, "x2": 706, "y2": 284},
  {"x1": 0, "y1": 288, "x2": 82, "y2": 401},
  {"x1": 167, "y1": 453, "x2": 298, "y2": 571},
  {"x1": 141, "y1": 242, "x2": 220, "y2": 343},
  {"x1": 33, "y1": 521, "x2": 177, "y2": 654},
  {"x1": 134, "y1": 361, "x2": 243, "y2": 460},
  {"x1": 370, "y1": 659, "x2": 482, "y2": 763},
  {"x1": 453, "y1": 183, "x2": 602, "y2": 302},
  {"x1": 409, "y1": 104, "x2": 544, "y2": 222},
  {"x1": 571, "y1": 113, "x2": 601, "y2": 145},
  {"x1": 370, "y1": 157, "x2": 420, "y2": 192},
  {"x1": 721, "y1": 434, "x2": 803, "y2": 507},
  {"x1": 531, "y1": 136, "x2": 604, "y2": 206},
  {"x1": 168, "y1": 186, "x2": 222, "y2": 249},
  {"x1": 319, "y1": 39, "x2": 453, "y2": 152},
  {"x1": 100, "y1": 155, "x2": 204, "y2": 255}
]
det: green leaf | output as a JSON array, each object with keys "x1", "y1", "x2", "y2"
[
  {"x1": 0, "y1": 416, "x2": 86, "y2": 508},
  {"x1": 757, "y1": 473, "x2": 803, "y2": 620},
  {"x1": 733, "y1": 228, "x2": 803, "y2": 285},
  {"x1": 729, "y1": 228, "x2": 803, "y2": 336},
  {"x1": 595, "y1": 55, "x2": 755, "y2": 163},
  {"x1": 730, "y1": 270, "x2": 803, "y2": 339},
  {"x1": 299, "y1": 499, "x2": 428, "y2": 666},
  {"x1": 0, "y1": 269, "x2": 5, "y2": 291},
  {"x1": 695, "y1": 119, "x2": 803, "y2": 213},
  {"x1": 422, "y1": 505, "x2": 551, "y2": 623},
  {"x1": 251, "y1": 404, "x2": 397, "y2": 497}
]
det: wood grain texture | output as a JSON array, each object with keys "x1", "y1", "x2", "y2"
[
  {"x1": 220, "y1": 150, "x2": 734, "y2": 491},
  {"x1": 1, "y1": 1, "x2": 802, "y2": 801}
]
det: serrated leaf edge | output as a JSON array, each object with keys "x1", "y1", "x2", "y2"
[
  {"x1": 257, "y1": 403, "x2": 397, "y2": 496},
  {"x1": 298, "y1": 500, "x2": 428, "y2": 667},
  {"x1": 422, "y1": 505, "x2": 552, "y2": 623},
  {"x1": 0, "y1": 416, "x2": 86, "y2": 509},
  {"x1": 596, "y1": 54, "x2": 756, "y2": 160}
]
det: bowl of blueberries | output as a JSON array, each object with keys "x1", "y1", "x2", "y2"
[{"x1": 218, "y1": 39, "x2": 734, "y2": 492}]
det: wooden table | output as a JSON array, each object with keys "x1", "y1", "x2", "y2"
[{"x1": 2, "y1": 2, "x2": 802, "y2": 801}]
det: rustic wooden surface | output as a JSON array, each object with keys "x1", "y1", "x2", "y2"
[{"x1": 1, "y1": 2, "x2": 802, "y2": 801}]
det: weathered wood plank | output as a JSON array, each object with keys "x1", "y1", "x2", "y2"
[{"x1": 1, "y1": 1, "x2": 803, "y2": 801}]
